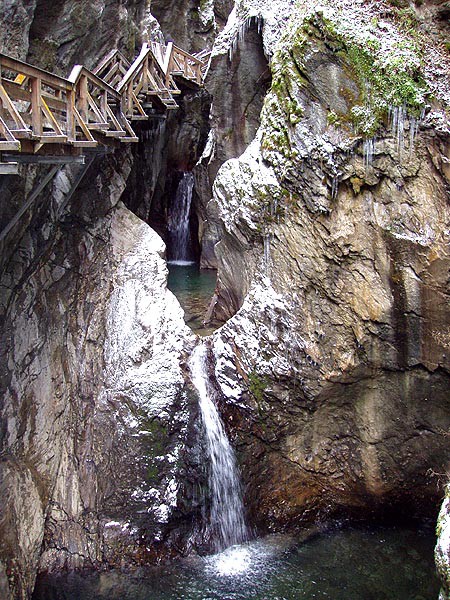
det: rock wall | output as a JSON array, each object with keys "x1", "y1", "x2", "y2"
[
  {"x1": 206, "y1": 0, "x2": 450, "y2": 528},
  {"x1": 0, "y1": 145, "x2": 207, "y2": 598},
  {"x1": 0, "y1": 2, "x2": 211, "y2": 597}
]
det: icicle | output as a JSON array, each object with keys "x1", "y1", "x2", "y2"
[
  {"x1": 363, "y1": 138, "x2": 375, "y2": 172},
  {"x1": 389, "y1": 105, "x2": 424, "y2": 160},
  {"x1": 263, "y1": 233, "x2": 271, "y2": 278},
  {"x1": 228, "y1": 15, "x2": 264, "y2": 62},
  {"x1": 331, "y1": 176, "x2": 339, "y2": 200}
]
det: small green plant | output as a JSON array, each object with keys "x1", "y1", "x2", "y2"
[
  {"x1": 327, "y1": 110, "x2": 340, "y2": 126},
  {"x1": 248, "y1": 371, "x2": 268, "y2": 403}
]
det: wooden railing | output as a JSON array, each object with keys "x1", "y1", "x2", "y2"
[
  {"x1": 0, "y1": 41, "x2": 208, "y2": 159},
  {"x1": 117, "y1": 43, "x2": 180, "y2": 120},
  {"x1": 164, "y1": 43, "x2": 204, "y2": 85}
]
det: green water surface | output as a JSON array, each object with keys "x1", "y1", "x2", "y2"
[
  {"x1": 33, "y1": 524, "x2": 440, "y2": 600},
  {"x1": 167, "y1": 262, "x2": 218, "y2": 335}
]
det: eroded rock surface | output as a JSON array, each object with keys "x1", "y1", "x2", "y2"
[
  {"x1": 207, "y1": 0, "x2": 450, "y2": 529},
  {"x1": 0, "y1": 154, "x2": 201, "y2": 598}
]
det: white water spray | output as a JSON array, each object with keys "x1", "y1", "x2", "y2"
[{"x1": 189, "y1": 344, "x2": 249, "y2": 551}]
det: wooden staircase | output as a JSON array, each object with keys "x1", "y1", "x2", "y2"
[{"x1": 0, "y1": 41, "x2": 208, "y2": 173}]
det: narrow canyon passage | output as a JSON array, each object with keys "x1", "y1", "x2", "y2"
[{"x1": 0, "y1": 1, "x2": 449, "y2": 599}]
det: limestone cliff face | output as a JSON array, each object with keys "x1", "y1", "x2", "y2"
[
  {"x1": 0, "y1": 147, "x2": 206, "y2": 598},
  {"x1": 206, "y1": 0, "x2": 450, "y2": 528},
  {"x1": 0, "y1": 3, "x2": 207, "y2": 597}
]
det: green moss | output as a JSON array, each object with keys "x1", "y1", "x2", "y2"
[
  {"x1": 248, "y1": 371, "x2": 268, "y2": 403},
  {"x1": 264, "y1": 10, "x2": 428, "y2": 142},
  {"x1": 316, "y1": 12, "x2": 427, "y2": 133},
  {"x1": 327, "y1": 110, "x2": 341, "y2": 126}
]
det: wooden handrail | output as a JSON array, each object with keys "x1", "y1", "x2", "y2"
[{"x1": 0, "y1": 41, "x2": 208, "y2": 160}]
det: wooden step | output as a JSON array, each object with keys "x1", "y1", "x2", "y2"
[
  {"x1": 39, "y1": 134, "x2": 68, "y2": 143},
  {"x1": 0, "y1": 140, "x2": 20, "y2": 151},
  {"x1": 0, "y1": 162, "x2": 19, "y2": 174},
  {"x1": 70, "y1": 140, "x2": 98, "y2": 148},
  {"x1": 103, "y1": 130, "x2": 127, "y2": 137}
]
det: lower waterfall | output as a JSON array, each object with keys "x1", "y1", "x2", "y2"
[{"x1": 189, "y1": 343, "x2": 249, "y2": 551}]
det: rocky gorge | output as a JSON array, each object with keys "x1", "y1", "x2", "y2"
[{"x1": 0, "y1": 0, "x2": 449, "y2": 599}]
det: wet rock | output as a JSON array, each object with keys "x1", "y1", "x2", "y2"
[
  {"x1": 0, "y1": 150, "x2": 199, "y2": 597},
  {"x1": 209, "y1": 1, "x2": 450, "y2": 529}
]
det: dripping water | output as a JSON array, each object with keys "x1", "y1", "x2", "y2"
[
  {"x1": 168, "y1": 172, "x2": 195, "y2": 264},
  {"x1": 189, "y1": 344, "x2": 249, "y2": 552}
]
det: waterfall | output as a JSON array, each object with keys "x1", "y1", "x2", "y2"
[
  {"x1": 189, "y1": 344, "x2": 249, "y2": 551},
  {"x1": 168, "y1": 172, "x2": 195, "y2": 264}
]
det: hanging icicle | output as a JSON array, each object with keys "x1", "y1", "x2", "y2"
[{"x1": 228, "y1": 15, "x2": 264, "y2": 62}]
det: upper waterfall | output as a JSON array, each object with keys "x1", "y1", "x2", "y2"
[{"x1": 168, "y1": 172, "x2": 195, "y2": 265}]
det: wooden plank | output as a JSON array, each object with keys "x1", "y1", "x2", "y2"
[
  {"x1": 104, "y1": 102, "x2": 125, "y2": 132},
  {"x1": 66, "y1": 88, "x2": 76, "y2": 142},
  {"x1": 70, "y1": 140, "x2": 98, "y2": 148},
  {"x1": 0, "y1": 141, "x2": 20, "y2": 151},
  {"x1": 41, "y1": 97, "x2": 65, "y2": 136},
  {"x1": 0, "y1": 114, "x2": 20, "y2": 149},
  {"x1": 0, "y1": 162, "x2": 19, "y2": 174},
  {"x1": 78, "y1": 74, "x2": 88, "y2": 121},
  {"x1": 2, "y1": 154, "x2": 85, "y2": 164},
  {"x1": 73, "y1": 106, "x2": 97, "y2": 146},
  {"x1": 93, "y1": 48, "x2": 119, "y2": 75},
  {"x1": 38, "y1": 134, "x2": 67, "y2": 143},
  {"x1": 162, "y1": 42, "x2": 173, "y2": 75}
]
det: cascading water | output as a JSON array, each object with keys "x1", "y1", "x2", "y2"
[
  {"x1": 189, "y1": 343, "x2": 249, "y2": 552},
  {"x1": 168, "y1": 172, "x2": 195, "y2": 264}
]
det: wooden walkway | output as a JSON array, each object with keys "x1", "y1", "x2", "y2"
[{"x1": 0, "y1": 42, "x2": 209, "y2": 173}]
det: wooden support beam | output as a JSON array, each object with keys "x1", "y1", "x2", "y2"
[
  {"x1": 78, "y1": 74, "x2": 88, "y2": 121},
  {"x1": 2, "y1": 154, "x2": 85, "y2": 164},
  {"x1": 0, "y1": 165, "x2": 59, "y2": 241}
]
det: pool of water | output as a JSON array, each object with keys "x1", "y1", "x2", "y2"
[
  {"x1": 33, "y1": 524, "x2": 440, "y2": 600},
  {"x1": 167, "y1": 262, "x2": 218, "y2": 335}
]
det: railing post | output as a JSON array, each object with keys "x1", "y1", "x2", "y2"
[
  {"x1": 163, "y1": 42, "x2": 173, "y2": 86},
  {"x1": 79, "y1": 74, "x2": 88, "y2": 122},
  {"x1": 66, "y1": 88, "x2": 76, "y2": 141},
  {"x1": 142, "y1": 55, "x2": 148, "y2": 93},
  {"x1": 31, "y1": 77, "x2": 42, "y2": 136}
]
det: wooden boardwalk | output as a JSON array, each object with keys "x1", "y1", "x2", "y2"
[{"x1": 0, "y1": 42, "x2": 208, "y2": 173}]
